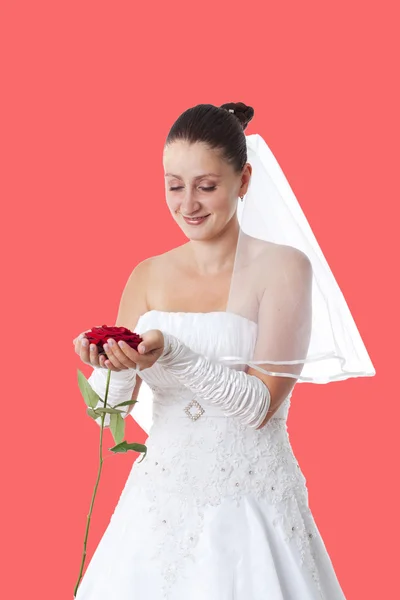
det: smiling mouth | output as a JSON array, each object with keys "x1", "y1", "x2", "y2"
[
  {"x1": 182, "y1": 214, "x2": 210, "y2": 224},
  {"x1": 181, "y1": 213, "x2": 210, "y2": 218}
]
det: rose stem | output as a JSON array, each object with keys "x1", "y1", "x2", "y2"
[{"x1": 73, "y1": 367, "x2": 111, "y2": 598}]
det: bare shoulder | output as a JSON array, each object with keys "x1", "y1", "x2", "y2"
[
  {"x1": 267, "y1": 243, "x2": 313, "y2": 297},
  {"x1": 146, "y1": 244, "x2": 190, "y2": 279},
  {"x1": 125, "y1": 255, "x2": 155, "y2": 283},
  {"x1": 115, "y1": 257, "x2": 154, "y2": 330},
  {"x1": 273, "y1": 242, "x2": 312, "y2": 271},
  {"x1": 116, "y1": 246, "x2": 187, "y2": 329},
  {"x1": 123, "y1": 246, "x2": 182, "y2": 283},
  {"x1": 250, "y1": 235, "x2": 312, "y2": 272},
  {"x1": 243, "y1": 235, "x2": 312, "y2": 291}
]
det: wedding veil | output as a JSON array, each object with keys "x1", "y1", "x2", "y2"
[{"x1": 131, "y1": 132, "x2": 376, "y2": 434}]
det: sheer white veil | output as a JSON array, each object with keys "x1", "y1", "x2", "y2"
[{"x1": 131, "y1": 132, "x2": 375, "y2": 435}]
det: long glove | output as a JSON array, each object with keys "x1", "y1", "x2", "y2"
[
  {"x1": 87, "y1": 367, "x2": 137, "y2": 427},
  {"x1": 157, "y1": 332, "x2": 271, "y2": 429}
]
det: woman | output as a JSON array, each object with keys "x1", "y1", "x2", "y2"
[{"x1": 73, "y1": 103, "x2": 373, "y2": 599}]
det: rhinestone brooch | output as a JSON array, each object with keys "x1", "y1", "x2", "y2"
[{"x1": 184, "y1": 399, "x2": 205, "y2": 421}]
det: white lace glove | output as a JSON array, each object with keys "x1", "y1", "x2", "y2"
[
  {"x1": 87, "y1": 367, "x2": 137, "y2": 427},
  {"x1": 157, "y1": 332, "x2": 271, "y2": 429}
]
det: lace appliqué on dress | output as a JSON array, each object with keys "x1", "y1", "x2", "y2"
[{"x1": 130, "y1": 385, "x2": 324, "y2": 599}]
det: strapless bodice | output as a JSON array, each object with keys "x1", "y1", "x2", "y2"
[{"x1": 132, "y1": 310, "x2": 292, "y2": 427}]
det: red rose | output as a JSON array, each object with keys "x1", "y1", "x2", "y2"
[{"x1": 85, "y1": 324, "x2": 142, "y2": 355}]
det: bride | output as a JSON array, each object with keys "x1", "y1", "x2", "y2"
[{"x1": 73, "y1": 102, "x2": 375, "y2": 599}]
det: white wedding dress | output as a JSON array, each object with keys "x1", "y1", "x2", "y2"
[{"x1": 75, "y1": 310, "x2": 347, "y2": 599}]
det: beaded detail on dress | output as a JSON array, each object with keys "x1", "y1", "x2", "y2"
[{"x1": 128, "y1": 311, "x2": 323, "y2": 598}]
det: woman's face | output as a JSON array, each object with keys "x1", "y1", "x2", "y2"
[{"x1": 163, "y1": 140, "x2": 251, "y2": 240}]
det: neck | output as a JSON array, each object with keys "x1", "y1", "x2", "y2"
[{"x1": 187, "y1": 214, "x2": 240, "y2": 275}]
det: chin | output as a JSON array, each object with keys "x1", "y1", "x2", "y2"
[{"x1": 184, "y1": 228, "x2": 211, "y2": 240}]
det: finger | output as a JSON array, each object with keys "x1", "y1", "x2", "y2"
[
  {"x1": 103, "y1": 341, "x2": 128, "y2": 370},
  {"x1": 103, "y1": 357, "x2": 124, "y2": 371},
  {"x1": 79, "y1": 336, "x2": 92, "y2": 362},
  {"x1": 74, "y1": 335, "x2": 82, "y2": 353},
  {"x1": 98, "y1": 354, "x2": 111, "y2": 369},
  {"x1": 73, "y1": 328, "x2": 96, "y2": 347},
  {"x1": 73, "y1": 332, "x2": 83, "y2": 345},
  {"x1": 114, "y1": 342, "x2": 155, "y2": 372},
  {"x1": 139, "y1": 330, "x2": 164, "y2": 354},
  {"x1": 74, "y1": 333, "x2": 87, "y2": 354},
  {"x1": 136, "y1": 333, "x2": 154, "y2": 355},
  {"x1": 95, "y1": 352, "x2": 122, "y2": 371},
  {"x1": 111, "y1": 340, "x2": 140, "y2": 366},
  {"x1": 88, "y1": 343, "x2": 101, "y2": 367}
]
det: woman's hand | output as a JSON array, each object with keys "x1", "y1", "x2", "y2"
[
  {"x1": 103, "y1": 329, "x2": 165, "y2": 371},
  {"x1": 74, "y1": 329, "x2": 165, "y2": 372},
  {"x1": 73, "y1": 329, "x2": 121, "y2": 370}
]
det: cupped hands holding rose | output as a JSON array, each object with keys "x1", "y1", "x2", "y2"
[
  {"x1": 73, "y1": 326, "x2": 165, "y2": 372},
  {"x1": 73, "y1": 324, "x2": 158, "y2": 596}
]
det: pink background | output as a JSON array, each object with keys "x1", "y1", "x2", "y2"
[{"x1": 1, "y1": 1, "x2": 398, "y2": 598}]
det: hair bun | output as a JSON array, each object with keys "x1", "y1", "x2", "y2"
[{"x1": 220, "y1": 102, "x2": 255, "y2": 131}]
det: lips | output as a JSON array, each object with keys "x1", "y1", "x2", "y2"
[{"x1": 182, "y1": 214, "x2": 210, "y2": 225}]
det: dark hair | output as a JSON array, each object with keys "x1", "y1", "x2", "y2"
[{"x1": 165, "y1": 102, "x2": 254, "y2": 173}]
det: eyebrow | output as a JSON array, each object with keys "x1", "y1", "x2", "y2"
[{"x1": 164, "y1": 172, "x2": 221, "y2": 179}]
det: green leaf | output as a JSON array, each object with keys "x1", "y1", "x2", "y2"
[
  {"x1": 86, "y1": 408, "x2": 102, "y2": 420},
  {"x1": 109, "y1": 441, "x2": 147, "y2": 460},
  {"x1": 91, "y1": 407, "x2": 123, "y2": 415},
  {"x1": 114, "y1": 399, "x2": 138, "y2": 408},
  {"x1": 110, "y1": 412, "x2": 125, "y2": 445},
  {"x1": 77, "y1": 369, "x2": 103, "y2": 409}
]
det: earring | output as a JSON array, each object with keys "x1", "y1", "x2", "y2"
[{"x1": 240, "y1": 195, "x2": 244, "y2": 201}]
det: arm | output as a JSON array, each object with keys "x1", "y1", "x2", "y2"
[
  {"x1": 157, "y1": 249, "x2": 312, "y2": 430},
  {"x1": 157, "y1": 333, "x2": 271, "y2": 429},
  {"x1": 88, "y1": 367, "x2": 140, "y2": 427},
  {"x1": 249, "y1": 248, "x2": 313, "y2": 428},
  {"x1": 88, "y1": 259, "x2": 150, "y2": 427}
]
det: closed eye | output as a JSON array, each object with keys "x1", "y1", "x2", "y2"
[{"x1": 169, "y1": 186, "x2": 216, "y2": 192}]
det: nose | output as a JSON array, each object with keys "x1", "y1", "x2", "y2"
[{"x1": 179, "y1": 189, "x2": 201, "y2": 216}]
